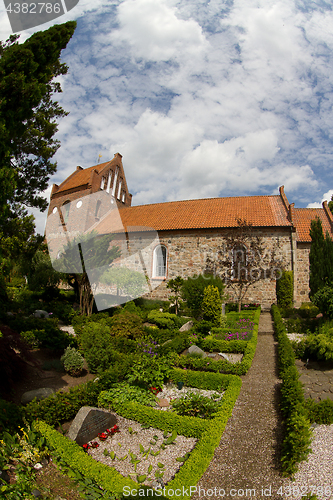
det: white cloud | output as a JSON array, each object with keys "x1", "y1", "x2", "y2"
[
  {"x1": 110, "y1": 0, "x2": 208, "y2": 62},
  {"x1": 307, "y1": 189, "x2": 333, "y2": 209}
]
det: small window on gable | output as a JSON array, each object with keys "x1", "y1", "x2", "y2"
[
  {"x1": 100, "y1": 177, "x2": 106, "y2": 190},
  {"x1": 153, "y1": 245, "x2": 167, "y2": 278},
  {"x1": 121, "y1": 192, "x2": 126, "y2": 203},
  {"x1": 112, "y1": 169, "x2": 118, "y2": 197}
]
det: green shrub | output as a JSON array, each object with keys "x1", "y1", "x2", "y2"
[
  {"x1": 304, "y1": 398, "x2": 333, "y2": 424},
  {"x1": 276, "y1": 270, "x2": 293, "y2": 307},
  {"x1": 202, "y1": 285, "x2": 222, "y2": 326},
  {"x1": 299, "y1": 302, "x2": 320, "y2": 318},
  {"x1": 312, "y1": 285, "x2": 333, "y2": 318},
  {"x1": 281, "y1": 404, "x2": 312, "y2": 477},
  {"x1": 98, "y1": 382, "x2": 157, "y2": 408},
  {"x1": 147, "y1": 310, "x2": 181, "y2": 329},
  {"x1": 126, "y1": 354, "x2": 172, "y2": 389},
  {"x1": 61, "y1": 346, "x2": 84, "y2": 376},
  {"x1": 110, "y1": 311, "x2": 144, "y2": 338},
  {"x1": 170, "y1": 392, "x2": 222, "y2": 419},
  {"x1": 20, "y1": 330, "x2": 41, "y2": 349},
  {"x1": 181, "y1": 274, "x2": 224, "y2": 319}
]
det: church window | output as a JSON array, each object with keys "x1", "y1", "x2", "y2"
[
  {"x1": 106, "y1": 171, "x2": 112, "y2": 193},
  {"x1": 62, "y1": 201, "x2": 71, "y2": 224},
  {"x1": 153, "y1": 245, "x2": 167, "y2": 278}
]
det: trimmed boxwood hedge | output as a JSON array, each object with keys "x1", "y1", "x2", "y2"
[
  {"x1": 271, "y1": 304, "x2": 312, "y2": 476},
  {"x1": 35, "y1": 369, "x2": 242, "y2": 500}
]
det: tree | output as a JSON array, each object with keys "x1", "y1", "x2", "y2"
[
  {"x1": 181, "y1": 274, "x2": 224, "y2": 319},
  {"x1": 0, "y1": 21, "x2": 76, "y2": 219},
  {"x1": 328, "y1": 195, "x2": 333, "y2": 215},
  {"x1": 309, "y1": 217, "x2": 333, "y2": 298},
  {"x1": 100, "y1": 266, "x2": 148, "y2": 301},
  {"x1": 202, "y1": 285, "x2": 222, "y2": 326},
  {"x1": 205, "y1": 218, "x2": 283, "y2": 312},
  {"x1": 166, "y1": 276, "x2": 184, "y2": 315}
]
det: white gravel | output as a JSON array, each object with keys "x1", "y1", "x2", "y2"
[
  {"x1": 283, "y1": 424, "x2": 333, "y2": 499},
  {"x1": 86, "y1": 414, "x2": 197, "y2": 487},
  {"x1": 85, "y1": 384, "x2": 224, "y2": 487}
]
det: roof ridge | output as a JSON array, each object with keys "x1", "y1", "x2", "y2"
[{"x1": 129, "y1": 193, "x2": 281, "y2": 209}]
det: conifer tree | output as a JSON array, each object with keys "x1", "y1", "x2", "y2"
[{"x1": 309, "y1": 218, "x2": 326, "y2": 297}]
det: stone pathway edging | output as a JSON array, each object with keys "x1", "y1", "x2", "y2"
[{"x1": 192, "y1": 312, "x2": 286, "y2": 500}]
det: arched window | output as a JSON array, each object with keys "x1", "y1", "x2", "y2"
[
  {"x1": 62, "y1": 201, "x2": 71, "y2": 224},
  {"x1": 153, "y1": 245, "x2": 167, "y2": 278}
]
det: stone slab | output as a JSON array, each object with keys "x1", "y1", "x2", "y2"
[
  {"x1": 21, "y1": 388, "x2": 55, "y2": 405},
  {"x1": 67, "y1": 406, "x2": 117, "y2": 446}
]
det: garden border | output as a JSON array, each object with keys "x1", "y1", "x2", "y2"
[{"x1": 35, "y1": 369, "x2": 242, "y2": 500}]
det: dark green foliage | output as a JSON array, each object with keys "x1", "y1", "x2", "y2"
[
  {"x1": 276, "y1": 270, "x2": 293, "y2": 307},
  {"x1": 143, "y1": 326, "x2": 177, "y2": 344},
  {"x1": 309, "y1": 218, "x2": 333, "y2": 299},
  {"x1": 0, "y1": 22, "x2": 76, "y2": 276},
  {"x1": 312, "y1": 285, "x2": 333, "y2": 318},
  {"x1": 0, "y1": 399, "x2": 23, "y2": 436},
  {"x1": 27, "y1": 249, "x2": 63, "y2": 292},
  {"x1": 126, "y1": 354, "x2": 172, "y2": 389},
  {"x1": 192, "y1": 320, "x2": 213, "y2": 336},
  {"x1": 298, "y1": 302, "x2": 320, "y2": 318},
  {"x1": 78, "y1": 320, "x2": 129, "y2": 373},
  {"x1": 8, "y1": 315, "x2": 76, "y2": 350},
  {"x1": 181, "y1": 274, "x2": 224, "y2": 319}
]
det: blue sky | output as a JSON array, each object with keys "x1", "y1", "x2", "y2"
[{"x1": 1, "y1": 0, "x2": 333, "y2": 235}]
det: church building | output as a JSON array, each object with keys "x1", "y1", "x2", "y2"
[{"x1": 48, "y1": 153, "x2": 333, "y2": 309}]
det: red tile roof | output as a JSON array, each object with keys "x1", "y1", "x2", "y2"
[
  {"x1": 94, "y1": 194, "x2": 292, "y2": 234},
  {"x1": 293, "y1": 208, "x2": 333, "y2": 242},
  {"x1": 55, "y1": 162, "x2": 109, "y2": 194}
]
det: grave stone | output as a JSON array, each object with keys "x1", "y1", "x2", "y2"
[
  {"x1": 33, "y1": 310, "x2": 49, "y2": 318},
  {"x1": 67, "y1": 406, "x2": 117, "y2": 446}
]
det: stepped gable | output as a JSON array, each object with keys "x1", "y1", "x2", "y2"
[{"x1": 48, "y1": 153, "x2": 132, "y2": 216}]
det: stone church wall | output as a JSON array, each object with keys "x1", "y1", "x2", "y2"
[{"x1": 145, "y1": 227, "x2": 293, "y2": 310}]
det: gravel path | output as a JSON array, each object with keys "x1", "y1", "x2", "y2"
[{"x1": 192, "y1": 312, "x2": 286, "y2": 500}]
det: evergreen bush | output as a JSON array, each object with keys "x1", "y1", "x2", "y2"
[
  {"x1": 61, "y1": 346, "x2": 84, "y2": 376},
  {"x1": 181, "y1": 274, "x2": 224, "y2": 319},
  {"x1": 202, "y1": 285, "x2": 222, "y2": 326},
  {"x1": 276, "y1": 270, "x2": 293, "y2": 307}
]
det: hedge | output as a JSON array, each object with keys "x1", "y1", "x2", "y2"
[
  {"x1": 271, "y1": 304, "x2": 312, "y2": 476},
  {"x1": 174, "y1": 308, "x2": 260, "y2": 376},
  {"x1": 35, "y1": 369, "x2": 242, "y2": 500}
]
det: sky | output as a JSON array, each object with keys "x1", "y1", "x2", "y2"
[{"x1": 1, "y1": 0, "x2": 333, "y2": 235}]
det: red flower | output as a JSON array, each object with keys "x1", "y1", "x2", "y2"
[{"x1": 82, "y1": 443, "x2": 90, "y2": 451}]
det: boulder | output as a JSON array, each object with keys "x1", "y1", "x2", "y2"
[
  {"x1": 33, "y1": 310, "x2": 49, "y2": 318},
  {"x1": 188, "y1": 345, "x2": 207, "y2": 358},
  {"x1": 21, "y1": 387, "x2": 55, "y2": 405},
  {"x1": 179, "y1": 320, "x2": 193, "y2": 332}
]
